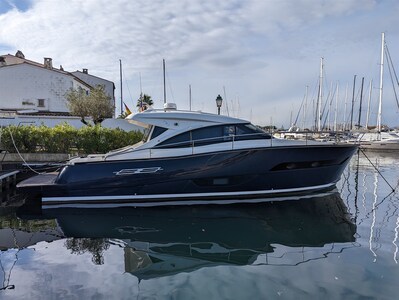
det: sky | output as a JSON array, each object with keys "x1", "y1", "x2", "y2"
[{"x1": 1, "y1": 0, "x2": 399, "y2": 128}]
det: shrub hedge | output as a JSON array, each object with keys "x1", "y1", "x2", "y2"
[{"x1": 0, "y1": 123, "x2": 143, "y2": 154}]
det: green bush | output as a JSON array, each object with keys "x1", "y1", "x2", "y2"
[
  {"x1": 0, "y1": 125, "x2": 40, "y2": 153},
  {"x1": 0, "y1": 124, "x2": 143, "y2": 154}
]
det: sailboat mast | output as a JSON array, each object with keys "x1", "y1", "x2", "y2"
[
  {"x1": 365, "y1": 79, "x2": 373, "y2": 129},
  {"x1": 328, "y1": 81, "x2": 333, "y2": 131},
  {"x1": 343, "y1": 83, "x2": 348, "y2": 131},
  {"x1": 223, "y1": 86, "x2": 230, "y2": 116},
  {"x1": 163, "y1": 59, "x2": 166, "y2": 105},
  {"x1": 377, "y1": 32, "x2": 385, "y2": 133},
  {"x1": 139, "y1": 72, "x2": 143, "y2": 95},
  {"x1": 303, "y1": 85, "x2": 308, "y2": 130},
  {"x1": 357, "y1": 77, "x2": 365, "y2": 128},
  {"x1": 119, "y1": 59, "x2": 123, "y2": 115},
  {"x1": 350, "y1": 75, "x2": 356, "y2": 130},
  {"x1": 317, "y1": 57, "x2": 323, "y2": 131},
  {"x1": 334, "y1": 83, "x2": 339, "y2": 132},
  {"x1": 189, "y1": 84, "x2": 192, "y2": 111}
]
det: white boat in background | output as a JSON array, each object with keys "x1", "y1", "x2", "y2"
[{"x1": 354, "y1": 131, "x2": 399, "y2": 151}]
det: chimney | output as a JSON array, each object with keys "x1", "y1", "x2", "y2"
[
  {"x1": 15, "y1": 50, "x2": 25, "y2": 59},
  {"x1": 44, "y1": 57, "x2": 53, "y2": 69},
  {"x1": 83, "y1": 68, "x2": 88, "y2": 74}
]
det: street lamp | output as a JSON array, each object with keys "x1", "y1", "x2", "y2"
[{"x1": 215, "y1": 94, "x2": 223, "y2": 115}]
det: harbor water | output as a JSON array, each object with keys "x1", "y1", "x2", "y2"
[{"x1": 1, "y1": 151, "x2": 399, "y2": 299}]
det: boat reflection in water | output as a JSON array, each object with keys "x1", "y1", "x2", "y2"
[{"x1": 39, "y1": 191, "x2": 356, "y2": 280}]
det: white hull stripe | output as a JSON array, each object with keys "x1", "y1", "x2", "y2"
[
  {"x1": 43, "y1": 191, "x2": 336, "y2": 209},
  {"x1": 42, "y1": 183, "x2": 335, "y2": 208}
]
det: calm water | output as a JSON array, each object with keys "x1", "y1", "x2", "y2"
[{"x1": 1, "y1": 151, "x2": 399, "y2": 300}]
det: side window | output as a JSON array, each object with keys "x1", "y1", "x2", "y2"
[
  {"x1": 192, "y1": 126, "x2": 224, "y2": 145},
  {"x1": 192, "y1": 125, "x2": 237, "y2": 146},
  {"x1": 235, "y1": 124, "x2": 271, "y2": 140},
  {"x1": 156, "y1": 132, "x2": 191, "y2": 148},
  {"x1": 224, "y1": 125, "x2": 235, "y2": 137},
  {"x1": 155, "y1": 123, "x2": 270, "y2": 148},
  {"x1": 150, "y1": 126, "x2": 168, "y2": 140}
]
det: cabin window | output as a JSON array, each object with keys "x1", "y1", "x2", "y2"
[
  {"x1": 224, "y1": 125, "x2": 235, "y2": 137},
  {"x1": 156, "y1": 123, "x2": 270, "y2": 148},
  {"x1": 192, "y1": 125, "x2": 225, "y2": 145},
  {"x1": 37, "y1": 99, "x2": 45, "y2": 107},
  {"x1": 157, "y1": 125, "x2": 231, "y2": 148},
  {"x1": 157, "y1": 132, "x2": 191, "y2": 148},
  {"x1": 235, "y1": 124, "x2": 271, "y2": 140},
  {"x1": 150, "y1": 126, "x2": 168, "y2": 140}
]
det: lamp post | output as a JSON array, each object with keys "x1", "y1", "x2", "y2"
[{"x1": 216, "y1": 94, "x2": 223, "y2": 115}]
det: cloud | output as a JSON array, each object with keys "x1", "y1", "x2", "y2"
[
  {"x1": 0, "y1": 0, "x2": 370, "y2": 70},
  {"x1": 1, "y1": 0, "x2": 399, "y2": 126}
]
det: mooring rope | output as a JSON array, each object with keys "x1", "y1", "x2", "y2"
[
  {"x1": 359, "y1": 148, "x2": 396, "y2": 193},
  {"x1": 6, "y1": 126, "x2": 42, "y2": 175}
]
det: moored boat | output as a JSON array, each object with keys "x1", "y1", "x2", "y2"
[
  {"x1": 352, "y1": 131, "x2": 399, "y2": 151},
  {"x1": 17, "y1": 104, "x2": 358, "y2": 208}
]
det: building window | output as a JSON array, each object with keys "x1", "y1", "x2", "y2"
[{"x1": 37, "y1": 99, "x2": 45, "y2": 107}]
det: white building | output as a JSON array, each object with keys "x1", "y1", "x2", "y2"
[
  {"x1": 72, "y1": 69, "x2": 115, "y2": 105},
  {"x1": 0, "y1": 51, "x2": 115, "y2": 116}
]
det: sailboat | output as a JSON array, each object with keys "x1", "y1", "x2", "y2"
[{"x1": 353, "y1": 32, "x2": 399, "y2": 151}]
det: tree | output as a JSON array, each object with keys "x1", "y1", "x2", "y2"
[
  {"x1": 136, "y1": 93, "x2": 154, "y2": 111},
  {"x1": 117, "y1": 111, "x2": 130, "y2": 119},
  {"x1": 64, "y1": 238, "x2": 110, "y2": 265},
  {"x1": 65, "y1": 87, "x2": 89, "y2": 125},
  {"x1": 66, "y1": 85, "x2": 114, "y2": 125}
]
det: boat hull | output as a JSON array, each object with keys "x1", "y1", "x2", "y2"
[{"x1": 17, "y1": 144, "x2": 357, "y2": 208}]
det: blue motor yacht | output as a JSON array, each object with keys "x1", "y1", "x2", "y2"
[{"x1": 17, "y1": 104, "x2": 357, "y2": 208}]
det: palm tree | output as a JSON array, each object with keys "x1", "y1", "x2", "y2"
[{"x1": 136, "y1": 93, "x2": 154, "y2": 111}]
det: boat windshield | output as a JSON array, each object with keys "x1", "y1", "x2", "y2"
[
  {"x1": 142, "y1": 125, "x2": 169, "y2": 142},
  {"x1": 142, "y1": 126, "x2": 152, "y2": 142}
]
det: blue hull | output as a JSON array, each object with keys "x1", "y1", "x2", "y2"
[{"x1": 18, "y1": 144, "x2": 357, "y2": 207}]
